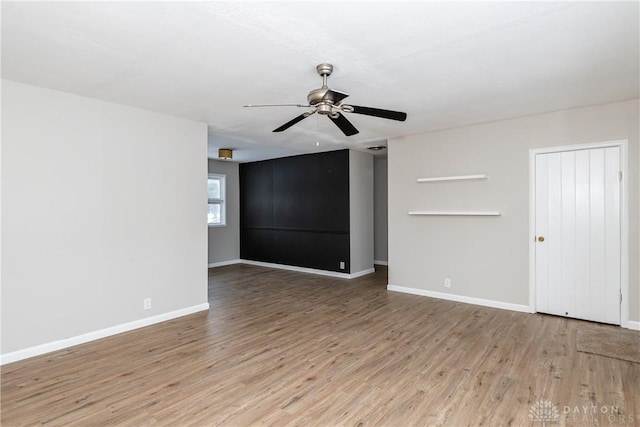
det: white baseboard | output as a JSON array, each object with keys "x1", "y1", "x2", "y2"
[
  {"x1": 240, "y1": 259, "x2": 374, "y2": 279},
  {"x1": 350, "y1": 268, "x2": 376, "y2": 278},
  {"x1": 627, "y1": 321, "x2": 640, "y2": 331},
  {"x1": 209, "y1": 259, "x2": 376, "y2": 279},
  {"x1": 0, "y1": 303, "x2": 210, "y2": 365},
  {"x1": 374, "y1": 260, "x2": 388, "y2": 266},
  {"x1": 387, "y1": 285, "x2": 531, "y2": 313},
  {"x1": 208, "y1": 259, "x2": 241, "y2": 268}
]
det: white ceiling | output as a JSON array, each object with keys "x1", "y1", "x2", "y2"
[{"x1": 2, "y1": 1, "x2": 638, "y2": 162}]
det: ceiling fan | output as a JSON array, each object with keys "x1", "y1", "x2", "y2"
[{"x1": 244, "y1": 63, "x2": 407, "y2": 136}]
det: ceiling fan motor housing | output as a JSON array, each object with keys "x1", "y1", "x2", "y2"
[{"x1": 307, "y1": 87, "x2": 330, "y2": 108}]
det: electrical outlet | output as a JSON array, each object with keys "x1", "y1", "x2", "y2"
[
  {"x1": 143, "y1": 298, "x2": 152, "y2": 310},
  {"x1": 444, "y1": 278, "x2": 452, "y2": 288},
  {"x1": 339, "y1": 261, "x2": 345, "y2": 270}
]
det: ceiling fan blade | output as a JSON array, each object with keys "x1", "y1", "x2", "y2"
[
  {"x1": 328, "y1": 112, "x2": 359, "y2": 136},
  {"x1": 273, "y1": 113, "x2": 310, "y2": 132},
  {"x1": 244, "y1": 104, "x2": 309, "y2": 108},
  {"x1": 322, "y1": 89, "x2": 349, "y2": 105},
  {"x1": 347, "y1": 105, "x2": 407, "y2": 121}
]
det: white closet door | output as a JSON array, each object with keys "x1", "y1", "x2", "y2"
[{"x1": 535, "y1": 147, "x2": 620, "y2": 325}]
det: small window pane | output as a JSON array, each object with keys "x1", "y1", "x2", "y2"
[
  {"x1": 208, "y1": 178, "x2": 221, "y2": 199},
  {"x1": 207, "y1": 174, "x2": 225, "y2": 226},
  {"x1": 208, "y1": 203, "x2": 221, "y2": 224}
]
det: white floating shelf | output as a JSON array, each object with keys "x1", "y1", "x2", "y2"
[
  {"x1": 417, "y1": 174, "x2": 487, "y2": 183},
  {"x1": 408, "y1": 211, "x2": 501, "y2": 216}
]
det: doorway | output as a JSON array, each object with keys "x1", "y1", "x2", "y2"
[{"x1": 529, "y1": 141, "x2": 628, "y2": 326}]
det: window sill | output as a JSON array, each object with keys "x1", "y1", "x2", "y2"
[{"x1": 208, "y1": 223, "x2": 227, "y2": 228}]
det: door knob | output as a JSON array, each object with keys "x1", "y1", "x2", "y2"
[{"x1": 538, "y1": 236, "x2": 545, "y2": 242}]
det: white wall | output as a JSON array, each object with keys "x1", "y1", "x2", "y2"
[
  {"x1": 374, "y1": 157, "x2": 388, "y2": 264},
  {"x1": 207, "y1": 159, "x2": 240, "y2": 266},
  {"x1": 1, "y1": 80, "x2": 209, "y2": 360},
  {"x1": 389, "y1": 100, "x2": 639, "y2": 323},
  {"x1": 349, "y1": 150, "x2": 374, "y2": 275}
]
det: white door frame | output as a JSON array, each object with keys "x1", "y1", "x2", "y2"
[{"x1": 529, "y1": 140, "x2": 629, "y2": 328}]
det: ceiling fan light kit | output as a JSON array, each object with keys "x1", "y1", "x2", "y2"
[{"x1": 245, "y1": 63, "x2": 407, "y2": 136}]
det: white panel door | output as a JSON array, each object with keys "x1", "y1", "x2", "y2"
[{"x1": 535, "y1": 147, "x2": 621, "y2": 324}]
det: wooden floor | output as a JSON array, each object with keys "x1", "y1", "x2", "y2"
[{"x1": 2, "y1": 264, "x2": 639, "y2": 426}]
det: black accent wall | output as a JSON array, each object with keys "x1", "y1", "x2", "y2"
[{"x1": 240, "y1": 149, "x2": 350, "y2": 272}]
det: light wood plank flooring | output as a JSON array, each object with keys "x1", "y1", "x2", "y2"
[{"x1": 2, "y1": 264, "x2": 639, "y2": 426}]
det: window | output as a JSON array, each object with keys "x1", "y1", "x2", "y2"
[{"x1": 208, "y1": 174, "x2": 226, "y2": 226}]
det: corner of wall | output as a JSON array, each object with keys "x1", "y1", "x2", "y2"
[
  {"x1": 349, "y1": 150, "x2": 374, "y2": 273},
  {"x1": 374, "y1": 156, "x2": 389, "y2": 264}
]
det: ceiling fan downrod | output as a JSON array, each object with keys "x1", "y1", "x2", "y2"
[{"x1": 307, "y1": 63, "x2": 336, "y2": 111}]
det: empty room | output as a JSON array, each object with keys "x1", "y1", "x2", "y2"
[{"x1": 1, "y1": 2, "x2": 639, "y2": 426}]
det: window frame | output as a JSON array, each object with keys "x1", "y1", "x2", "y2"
[{"x1": 208, "y1": 174, "x2": 226, "y2": 227}]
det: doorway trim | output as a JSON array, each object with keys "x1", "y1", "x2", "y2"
[{"x1": 528, "y1": 140, "x2": 629, "y2": 328}]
